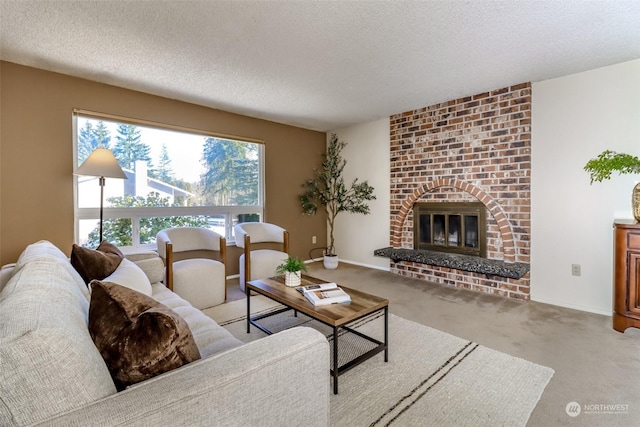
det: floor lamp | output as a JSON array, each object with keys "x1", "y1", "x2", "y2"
[{"x1": 74, "y1": 148, "x2": 127, "y2": 243}]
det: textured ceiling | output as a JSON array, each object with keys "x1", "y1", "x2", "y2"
[{"x1": 1, "y1": 0, "x2": 639, "y2": 132}]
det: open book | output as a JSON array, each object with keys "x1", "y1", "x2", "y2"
[{"x1": 296, "y1": 282, "x2": 351, "y2": 306}]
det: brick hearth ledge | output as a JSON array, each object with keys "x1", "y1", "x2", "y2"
[{"x1": 374, "y1": 247, "x2": 529, "y2": 280}]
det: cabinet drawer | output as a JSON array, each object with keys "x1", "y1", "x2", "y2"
[{"x1": 629, "y1": 233, "x2": 640, "y2": 249}]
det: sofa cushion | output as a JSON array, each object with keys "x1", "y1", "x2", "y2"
[
  {"x1": 89, "y1": 281, "x2": 201, "y2": 391},
  {"x1": 71, "y1": 241, "x2": 124, "y2": 285},
  {"x1": 0, "y1": 252, "x2": 116, "y2": 426},
  {"x1": 103, "y1": 258, "x2": 152, "y2": 296},
  {"x1": 151, "y1": 283, "x2": 243, "y2": 358}
]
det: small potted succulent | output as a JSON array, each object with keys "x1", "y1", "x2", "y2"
[
  {"x1": 584, "y1": 150, "x2": 640, "y2": 220},
  {"x1": 276, "y1": 257, "x2": 308, "y2": 287}
]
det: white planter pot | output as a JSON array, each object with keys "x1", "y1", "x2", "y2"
[
  {"x1": 323, "y1": 254, "x2": 339, "y2": 270},
  {"x1": 284, "y1": 271, "x2": 301, "y2": 287}
]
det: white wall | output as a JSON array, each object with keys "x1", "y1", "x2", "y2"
[
  {"x1": 531, "y1": 58, "x2": 640, "y2": 315},
  {"x1": 331, "y1": 59, "x2": 639, "y2": 314},
  {"x1": 331, "y1": 118, "x2": 391, "y2": 270}
]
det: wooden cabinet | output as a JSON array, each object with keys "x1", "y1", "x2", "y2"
[{"x1": 613, "y1": 220, "x2": 640, "y2": 332}]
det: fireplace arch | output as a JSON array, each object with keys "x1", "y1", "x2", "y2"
[{"x1": 391, "y1": 177, "x2": 518, "y2": 263}]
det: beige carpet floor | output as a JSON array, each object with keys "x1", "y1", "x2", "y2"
[
  {"x1": 205, "y1": 295, "x2": 554, "y2": 426},
  {"x1": 221, "y1": 262, "x2": 640, "y2": 426}
]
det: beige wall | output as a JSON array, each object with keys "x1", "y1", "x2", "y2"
[
  {"x1": 330, "y1": 119, "x2": 390, "y2": 270},
  {"x1": 0, "y1": 61, "x2": 327, "y2": 272}
]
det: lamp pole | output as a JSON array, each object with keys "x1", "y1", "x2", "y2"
[{"x1": 99, "y1": 176, "x2": 106, "y2": 242}]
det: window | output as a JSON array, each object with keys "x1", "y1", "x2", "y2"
[{"x1": 74, "y1": 111, "x2": 264, "y2": 249}]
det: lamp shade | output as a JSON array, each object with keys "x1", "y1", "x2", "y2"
[{"x1": 74, "y1": 148, "x2": 127, "y2": 179}]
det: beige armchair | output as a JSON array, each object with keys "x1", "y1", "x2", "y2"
[
  {"x1": 234, "y1": 222, "x2": 289, "y2": 292},
  {"x1": 156, "y1": 227, "x2": 226, "y2": 309}
]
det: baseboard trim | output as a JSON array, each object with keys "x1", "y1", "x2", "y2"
[
  {"x1": 531, "y1": 296, "x2": 612, "y2": 316},
  {"x1": 333, "y1": 258, "x2": 391, "y2": 271},
  {"x1": 305, "y1": 257, "x2": 390, "y2": 271}
]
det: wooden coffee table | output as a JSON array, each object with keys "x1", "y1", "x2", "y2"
[{"x1": 246, "y1": 275, "x2": 389, "y2": 394}]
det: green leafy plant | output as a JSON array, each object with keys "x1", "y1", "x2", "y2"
[
  {"x1": 300, "y1": 133, "x2": 376, "y2": 256},
  {"x1": 584, "y1": 150, "x2": 640, "y2": 184},
  {"x1": 275, "y1": 257, "x2": 308, "y2": 274},
  {"x1": 85, "y1": 192, "x2": 207, "y2": 247}
]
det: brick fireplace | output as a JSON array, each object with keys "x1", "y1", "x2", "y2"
[{"x1": 379, "y1": 83, "x2": 531, "y2": 300}]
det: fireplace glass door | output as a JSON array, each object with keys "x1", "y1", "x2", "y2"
[{"x1": 413, "y1": 202, "x2": 486, "y2": 257}]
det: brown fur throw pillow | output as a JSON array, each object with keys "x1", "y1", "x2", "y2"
[
  {"x1": 88, "y1": 280, "x2": 201, "y2": 391},
  {"x1": 71, "y1": 241, "x2": 124, "y2": 284}
]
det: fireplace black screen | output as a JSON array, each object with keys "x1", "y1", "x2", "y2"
[{"x1": 413, "y1": 202, "x2": 486, "y2": 257}]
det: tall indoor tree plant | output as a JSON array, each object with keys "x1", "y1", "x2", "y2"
[
  {"x1": 300, "y1": 133, "x2": 376, "y2": 269},
  {"x1": 584, "y1": 150, "x2": 640, "y2": 220}
]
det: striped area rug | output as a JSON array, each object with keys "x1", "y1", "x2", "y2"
[{"x1": 203, "y1": 296, "x2": 554, "y2": 427}]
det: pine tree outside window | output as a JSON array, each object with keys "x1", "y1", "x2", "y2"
[{"x1": 74, "y1": 111, "x2": 264, "y2": 249}]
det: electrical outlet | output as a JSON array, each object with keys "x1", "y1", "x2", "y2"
[
  {"x1": 312, "y1": 235, "x2": 317, "y2": 244},
  {"x1": 571, "y1": 264, "x2": 581, "y2": 276}
]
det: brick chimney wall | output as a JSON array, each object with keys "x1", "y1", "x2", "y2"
[{"x1": 389, "y1": 83, "x2": 531, "y2": 300}]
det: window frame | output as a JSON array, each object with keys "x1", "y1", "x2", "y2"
[{"x1": 73, "y1": 109, "x2": 265, "y2": 250}]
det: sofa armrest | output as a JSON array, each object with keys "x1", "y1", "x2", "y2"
[
  {"x1": 32, "y1": 327, "x2": 330, "y2": 427},
  {"x1": 124, "y1": 251, "x2": 165, "y2": 284},
  {"x1": 122, "y1": 250, "x2": 158, "y2": 262}
]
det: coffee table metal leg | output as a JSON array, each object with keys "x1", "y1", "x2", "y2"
[
  {"x1": 246, "y1": 289, "x2": 251, "y2": 333},
  {"x1": 384, "y1": 305, "x2": 389, "y2": 362},
  {"x1": 333, "y1": 326, "x2": 339, "y2": 394}
]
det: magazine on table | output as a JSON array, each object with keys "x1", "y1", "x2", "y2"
[{"x1": 296, "y1": 282, "x2": 351, "y2": 306}]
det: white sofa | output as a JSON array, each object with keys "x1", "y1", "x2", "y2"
[{"x1": 0, "y1": 241, "x2": 330, "y2": 426}]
